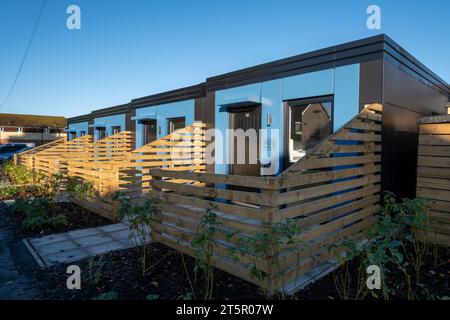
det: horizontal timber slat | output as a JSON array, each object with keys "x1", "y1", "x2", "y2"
[
  {"x1": 145, "y1": 104, "x2": 382, "y2": 293},
  {"x1": 16, "y1": 104, "x2": 384, "y2": 293},
  {"x1": 417, "y1": 119, "x2": 450, "y2": 247}
]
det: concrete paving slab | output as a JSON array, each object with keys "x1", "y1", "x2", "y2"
[{"x1": 23, "y1": 223, "x2": 136, "y2": 267}]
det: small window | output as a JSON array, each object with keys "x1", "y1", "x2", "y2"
[
  {"x1": 17, "y1": 127, "x2": 23, "y2": 133},
  {"x1": 79, "y1": 131, "x2": 86, "y2": 136},
  {"x1": 43, "y1": 128, "x2": 50, "y2": 133},
  {"x1": 0, "y1": 127, "x2": 4, "y2": 132},
  {"x1": 111, "y1": 126, "x2": 121, "y2": 135},
  {"x1": 168, "y1": 117, "x2": 185, "y2": 134}
]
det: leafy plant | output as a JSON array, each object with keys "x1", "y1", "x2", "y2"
[
  {"x1": 178, "y1": 292, "x2": 194, "y2": 300},
  {"x1": 7, "y1": 197, "x2": 30, "y2": 213},
  {"x1": 113, "y1": 191, "x2": 160, "y2": 275},
  {"x1": 48, "y1": 213, "x2": 69, "y2": 227},
  {"x1": 380, "y1": 192, "x2": 431, "y2": 282},
  {"x1": 0, "y1": 162, "x2": 35, "y2": 185},
  {"x1": 327, "y1": 237, "x2": 366, "y2": 300},
  {"x1": 22, "y1": 206, "x2": 47, "y2": 230},
  {"x1": 191, "y1": 205, "x2": 219, "y2": 300},
  {"x1": 9, "y1": 197, "x2": 68, "y2": 230},
  {"x1": 66, "y1": 177, "x2": 94, "y2": 201},
  {"x1": 327, "y1": 191, "x2": 431, "y2": 300},
  {"x1": 87, "y1": 256, "x2": 105, "y2": 286},
  {"x1": 95, "y1": 290, "x2": 119, "y2": 300},
  {"x1": 38, "y1": 173, "x2": 66, "y2": 202},
  {"x1": 227, "y1": 219, "x2": 302, "y2": 299},
  {"x1": 0, "y1": 186, "x2": 21, "y2": 199}
]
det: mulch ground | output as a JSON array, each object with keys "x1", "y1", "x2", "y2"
[
  {"x1": 33, "y1": 241, "x2": 449, "y2": 300},
  {"x1": 296, "y1": 245, "x2": 449, "y2": 300},
  {"x1": 3, "y1": 196, "x2": 448, "y2": 300},
  {"x1": 34, "y1": 243, "x2": 264, "y2": 300},
  {"x1": 5, "y1": 202, "x2": 112, "y2": 239}
]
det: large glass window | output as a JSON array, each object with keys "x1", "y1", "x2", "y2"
[{"x1": 287, "y1": 99, "x2": 332, "y2": 163}]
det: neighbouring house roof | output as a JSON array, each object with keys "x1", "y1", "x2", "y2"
[{"x1": 0, "y1": 113, "x2": 67, "y2": 129}]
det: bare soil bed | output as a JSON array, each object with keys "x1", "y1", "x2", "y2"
[
  {"x1": 4, "y1": 201, "x2": 112, "y2": 239},
  {"x1": 33, "y1": 242, "x2": 449, "y2": 300}
]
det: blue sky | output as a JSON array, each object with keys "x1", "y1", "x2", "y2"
[{"x1": 0, "y1": 0, "x2": 448, "y2": 117}]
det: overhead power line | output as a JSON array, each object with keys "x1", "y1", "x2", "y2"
[{"x1": 0, "y1": 0, "x2": 48, "y2": 109}]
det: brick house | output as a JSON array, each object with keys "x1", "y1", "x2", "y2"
[{"x1": 0, "y1": 113, "x2": 66, "y2": 147}]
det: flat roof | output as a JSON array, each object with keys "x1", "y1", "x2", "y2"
[
  {"x1": 206, "y1": 34, "x2": 448, "y2": 94},
  {"x1": 69, "y1": 34, "x2": 449, "y2": 124}
]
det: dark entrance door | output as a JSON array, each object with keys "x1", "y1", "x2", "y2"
[
  {"x1": 142, "y1": 120, "x2": 157, "y2": 145},
  {"x1": 229, "y1": 106, "x2": 261, "y2": 176}
]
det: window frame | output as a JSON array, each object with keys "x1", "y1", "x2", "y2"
[
  {"x1": 111, "y1": 126, "x2": 121, "y2": 135},
  {"x1": 283, "y1": 95, "x2": 334, "y2": 170},
  {"x1": 167, "y1": 117, "x2": 186, "y2": 134},
  {"x1": 96, "y1": 128, "x2": 107, "y2": 140}
]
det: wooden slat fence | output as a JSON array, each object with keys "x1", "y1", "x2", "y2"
[
  {"x1": 417, "y1": 117, "x2": 450, "y2": 246},
  {"x1": 141, "y1": 104, "x2": 383, "y2": 293},
  {"x1": 13, "y1": 105, "x2": 388, "y2": 293},
  {"x1": 67, "y1": 124, "x2": 205, "y2": 219},
  {"x1": 14, "y1": 138, "x2": 67, "y2": 170},
  {"x1": 65, "y1": 132, "x2": 133, "y2": 219},
  {"x1": 32, "y1": 135, "x2": 93, "y2": 177},
  {"x1": 118, "y1": 122, "x2": 206, "y2": 193}
]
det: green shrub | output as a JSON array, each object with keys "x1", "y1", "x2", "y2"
[
  {"x1": 87, "y1": 256, "x2": 105, "y2": 286},
  {"x1": 47, "y1": 213, "x2": 69, "y2": 227},
  {"x1": 0, "y1": 162, "x2": 35, "y2": 185},
  {"x1": 7, "y1": 197, "x2": 30, "y2": 213},
  {"x1": 113, "y1": 192, "x2": 160, "y2": 275},
  {"x1": 227, "y1": 219, "x2": 302, "y2": 299},
  {"x1": 191, "y1": 205, "x2": 219, "y2": 300},
  {"x1": 66, "y1": 177, "x2": 94, "y2": 201},
  {"x1": 327, "y1": 191, "x2": 431, "y2": 300},
  {"x1": 9, "y1": 197, "x2": 69, "y2": 230},
  {"x1": 95, "y1": 291, "x2": 119, "y2": 300},
  {"x1": 0, "y1": 186, "x2": 21, "y2": 198}
]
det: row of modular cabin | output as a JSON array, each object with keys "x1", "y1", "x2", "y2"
[{"x1": 67, "y1": 34, "x2": 450, "y2": 198}]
